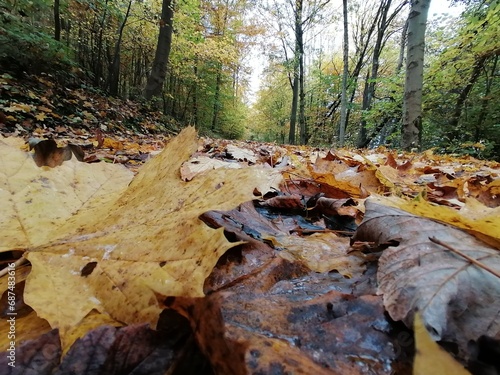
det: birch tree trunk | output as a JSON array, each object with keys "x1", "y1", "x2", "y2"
[{"x1": 402, "y1": 0, "x2": 431, "y2": 150}]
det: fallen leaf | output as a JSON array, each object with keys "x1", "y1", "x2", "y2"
[
  {"x1": 22, "y1": 127, "x2": 280, "y2": 344},
  {"x1": 226, "y1": 144, "x2": 257, "y2": 163},
  {"x1": 274, "y1": 232, "x2": 365, "y2": 276},
  {"x1": 413, "y1": 313, "x2": 471, "y2": 375},
  {"x1": 0, "y1": 329, "x2": 61, "y2": 375},
  {"x1": 180, "y1": 155, "x2": 242, "y2": 181},
  {"x1": 55, "y1": 324, "x2": 178, "y2": 375},
  {"x1": 352, "y1": 200, "x2": 500, "y2": 357},
  {"x1": 166, "y1": 286, "x2": 395, "y2": 374},
  {"x1": 0, "y1": 138, "x2": 134, "y2": 251},
  {"x1": 202, "y1": 202, "x2": 365, "y2": 277},
  {"x1": 35, "y1": 112, "x2": 47, "y2": 121},
  {"x1": 369, "y1": 195, "x2": 500, "y2": 241}
]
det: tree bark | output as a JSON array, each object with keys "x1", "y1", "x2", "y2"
[
  {"x1": 402, "y1": 0, "x2": 431, "y2": 150},
  {"x1": 109, "y1": 0, "x2": 132, "y2": 96},
  {"x1": 145, "y1": 0, "x2": 174, "y2": 100},
  {"x1": 211, "y1": 65, "x2": 223, "y2": 131},
  {"x1": 475, "y1": 55, "x2": 497, "y2": 141},
  {"x1": 298, "y1": 14, "x2": 306, "y2": 144},
  {"x1": 54, "y1": 0, "x2": 61, "y2": 41},
  {"x1": 288, "y1": 0, "x2": 303, "y2": 145},
  {"x1": 338, "y1": 0, "x2": 349, "y2": 147}
]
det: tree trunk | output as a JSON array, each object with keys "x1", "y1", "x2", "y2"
[
  {"x1": 338, "y1": 0, "x2": 349, "y2": 147},
  {"x1": 192, "y1": 63, "x2": 198, "y2": 127},
  {"x1": 145, "y1": 0, "x2": 174, "y2": 100},
  {"x1": 298, "y1": 20, "x2": 306, "y2": 144},
  {"x1": 323, "y1": 1, "x2": 380, "y2": 123},
  {"x1": 212, "y1": 65, "x2": 223, "y2": 132},
  {"x1": 396, "y1": 19, "x2": 408, "y2": 73},
  {"x1": 54, "y1": 0, "x2": 61, "y2": 41},
  {"x1": 288, "y1": 0, "x2": 303, "y2": 145},
  {"x1": 357, "y1": 0, "x2": 395, "y2": 147},
  {"x1": 289, "y1": 71, "x2": 299, "y2": 145},
  {"x1": 446, "y1": 54, "x2": 488, "y2": 141},
  {"x1": 109, "y1": 0, "x2": 132, "y2": 96},
  {"x1": 475, "y1": 55, "x2": 497, "y2": 141},
  {"x1": 94, "y1": 0, "x2": 109, "y2": 88},
  {"x1": 402, "y1": 0, "x2": 431, "y2": 150}
]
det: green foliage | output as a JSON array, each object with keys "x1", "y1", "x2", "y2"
[
  {"x1": 423, "y1": 0, "x2": 500, "y2": 160},
  {"x1": 250, "y1": 65, "x2": 291, "y2": 143},
  {"x1": 0, "y1": 8, "x2": 75, "y2": 73}
]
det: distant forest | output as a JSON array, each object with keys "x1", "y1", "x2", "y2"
[{"x1": 1, "y1": 0, "x2": 499, "y2": 158}]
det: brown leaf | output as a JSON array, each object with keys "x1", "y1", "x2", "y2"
[
  {"x1": 29, "y1": 139, "x2": 84, "y2": 167},
  {"x1": 0, "y1": 329, "x2": 61, "y2": 375},
  {"x1": 54, "y1": 324, "x2": 179, "y2": 375},
  {"x1": 165, "y1": 285, "x2": 395, "y2": 374},
  {"x1": 352, "y1": 200, "x2": 500, "y2": 357}
]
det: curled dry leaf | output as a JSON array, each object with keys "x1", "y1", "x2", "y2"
[{"x1": 352, "y1": 200, "x2": 500, "y2": 357}]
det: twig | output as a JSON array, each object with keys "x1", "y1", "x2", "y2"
[
  {"x1": 0, "y1": 257, "x2": 28, "y2": 278},
  {"x1": 291, "y1": 228, "x2": 354, "y2": 236},
  {"x1": 429, "y1": 236, "x2": 500, "y2": 279}
]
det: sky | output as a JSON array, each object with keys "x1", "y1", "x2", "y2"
[{"x1": 246, "y1": 0, "x2": 465, "y2": 103}]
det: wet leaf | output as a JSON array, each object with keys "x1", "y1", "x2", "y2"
[{"x1": 352, "y1": 200, "x2": 500, "y2": 357}]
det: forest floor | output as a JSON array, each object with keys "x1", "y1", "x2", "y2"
[
  {"x1": 0, "y1": 72, "x2": 499, "y2": 375},
  {"x1": 0, "y1": 72, "x2": 177, "y2": 170}
]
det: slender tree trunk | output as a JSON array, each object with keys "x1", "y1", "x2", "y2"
[
  {"x1": 338, "y1": 0, "x2": 349, "y2": 147},
  {"x1": 324, "y1": 1, "x2": 379, "y2": 122},
  {"x1": 288, "y1": 0, "x2": 303, "y2": 145},
  {"x1": 192, "y1": 63, "x2": 198, "y2": 127},
  {"x1": 109, "y1": 0, "x2": 132, "y2": 96},
  {"x1": 396, "y1": 19, "x2": 408, "y2": 73},
  {"x1": 95, "y1": 0, "x2": 109, "y2": 87},
  {"x1": 211, "y1": 65, "x2": 223, "y2": 131},
  {"x1": 402, "y1": 0, "x2": 431, "y2": 150},
  {"x1": 298, "y1": 26, "x2": 306, "y2": 144},
  {"x1": 54, "y1": 0, "x2": 61, "y2": 41},
  {"x1": 358, "y1": 0, "x2": 388, "y2": 145},
  {"x1": 358, "y1": 70, "x2": 371, "y2": 146},
  {"x1": 289, "y1": 67, "x2": 299, "y2": 145},
  {"x1": 145, "y1": 0, "x2": 174, "y2": 100},
  {"x1": 475, "y1": 55, "x2": 497, "y2": 141},
  {"x1": 446, "y1": 54, "x2": 488, "y2": 141}
]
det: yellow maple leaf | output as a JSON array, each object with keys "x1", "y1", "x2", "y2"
[
  {"x1": 269, "y1": 232, "x2": 365, "y2": 277},
  {"x1": 18, "y1": 127, "x2": 280, "y2": 344},
  {"x1": 0, "y1": 138, "x2": 134, "y2": 251}
]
